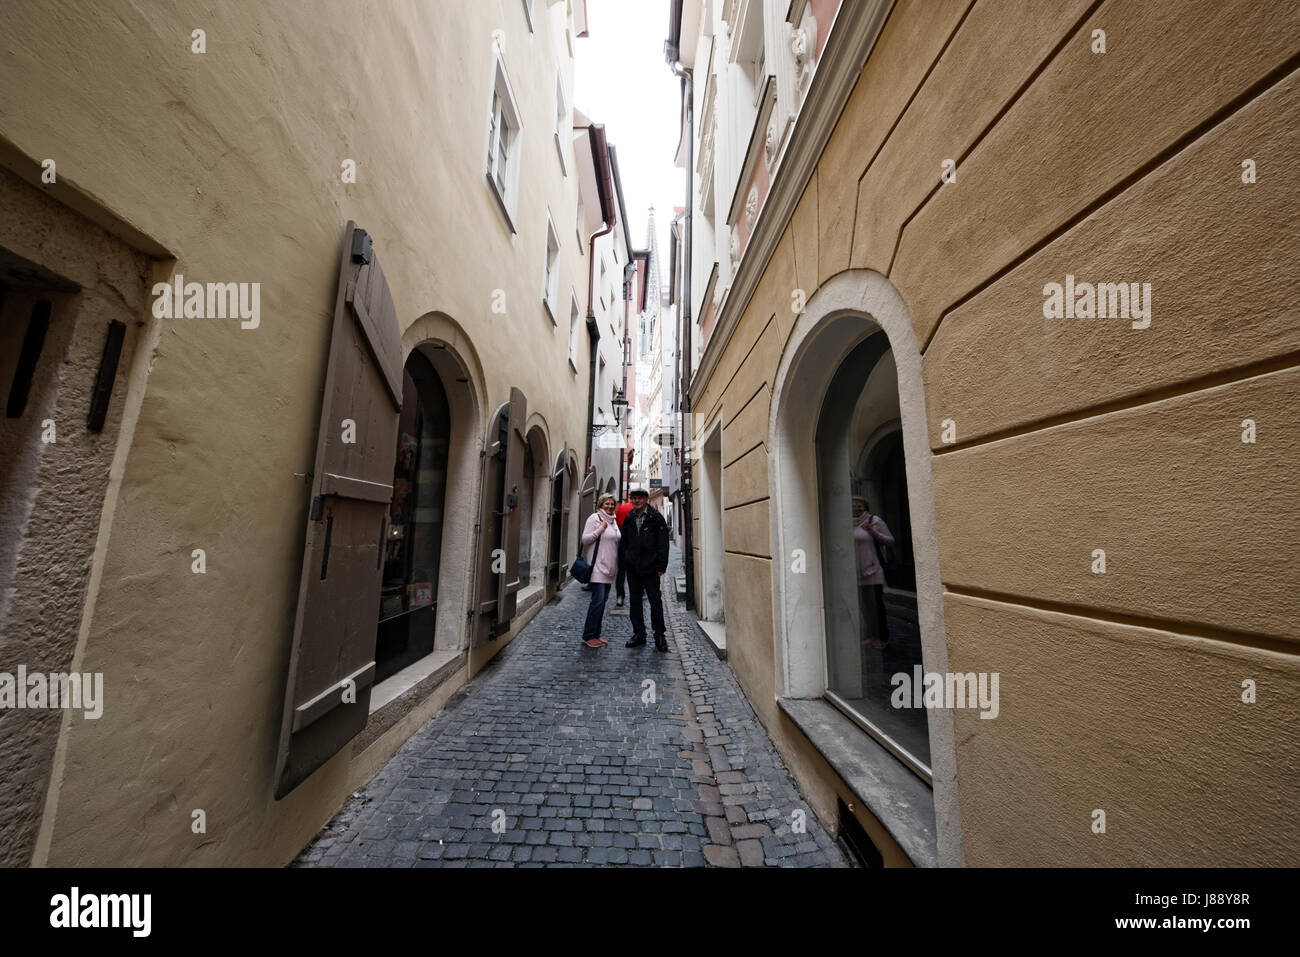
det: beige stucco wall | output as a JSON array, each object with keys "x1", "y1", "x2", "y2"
[
  {"x1": 690, "y1": 0, "x2": 1300, "y2": 864},
  {"x1": 0, "y1": 0, "x2": 594, "y2": 865}
]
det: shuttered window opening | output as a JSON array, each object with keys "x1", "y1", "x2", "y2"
[
  {"x1": 375, "y1": 349, "x2": 450, "y2": 685},
  {"x1": 274, "y1": 222, "x2": 403, "y2": 799},
  {"x1": 547, "y1": 444, "x2": 573, "y2": 589},
  {"x1": 473, "y1": 387, "x2": 527, "y2": 645}
]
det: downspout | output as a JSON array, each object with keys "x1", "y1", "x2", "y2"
[
  {"x1": 620, "y1": 261, "x2": 635, "y2": 503},
  {"x1": 667, "y1": 46, "x2": 695, "y2": 612},
  {"x1": 582, "y1": 123, "x2": 617, "y2": 478},
  {"x1": 611, "y1": 144, "x2": 636, "y2": 507}
]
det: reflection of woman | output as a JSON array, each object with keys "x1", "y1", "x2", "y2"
[
  {"x1": 852, "y1": 496, "x2": 894, "y2": 649},
  {"x1": 579, "y1": 494, "x2": 622, "y2": 648}
]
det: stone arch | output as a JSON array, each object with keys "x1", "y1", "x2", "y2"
[
  {"x1": 767, "y1": 269, "x2": 961, "y2": 866},
  {"x1": 400, "y1": 311, "x2": 487, "y2": 654},
  {"x1": 519, "y1": 415, "x2": 551, "y2": 596}
]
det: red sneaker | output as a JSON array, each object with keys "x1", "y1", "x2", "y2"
[
  {"x1": 595, "y1": 637, "x2": 608, "y2": 646},
  {"x1": 584, "y1": 639, "x2": 603, "y2": 648}
]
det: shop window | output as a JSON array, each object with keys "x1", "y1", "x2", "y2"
[
  {"x1": 815, "y1": 331, "x2": 929, "y2": 774},
  {"x1": 376, "y1": 350, "x2": 450, "y2": 684}
]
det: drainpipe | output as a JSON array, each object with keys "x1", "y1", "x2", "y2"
[
  {"x1": 581, "y1": 123, "x2": 616, "y2": 483},
  {"x1": 620, "y1": 261, "x2": 635, "y2": 504},
  {"x1": 667, "y1": 43, "x2": 696, "y2": 612}
]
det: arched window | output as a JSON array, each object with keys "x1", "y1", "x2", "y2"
[
  {"x1": 376, "y1": 350, "x2": 450, "y2": 684},
  {"x1": 518, "y1": 440, "x2": 536, "y2": 585},
  {"x1": 815, "y1": 331, "x2": 929, "y2": 772}
]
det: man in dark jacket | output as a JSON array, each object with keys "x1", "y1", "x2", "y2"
[{"x1": 618, "y1": 488, "x2": 670, "y2": 651}]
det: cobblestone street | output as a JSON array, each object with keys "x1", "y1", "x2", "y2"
[{"x1": 295, "y1": 545, "x2": 848, "y2": 868}]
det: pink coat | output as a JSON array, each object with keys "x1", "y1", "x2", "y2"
[
  {"x1": 854, "y1": 513, "x2": 895, "y2": 585},
  {"x1": 581, "y1": 511, "x2": 622, "y2": 584}
]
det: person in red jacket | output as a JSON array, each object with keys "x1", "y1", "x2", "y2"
[{"x1": 613, "y1": 499, "x2": 634, "y2": 606}]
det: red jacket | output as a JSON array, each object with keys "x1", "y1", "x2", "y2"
[{"x1": 615, "y1": 501, "x2": 634, "y2": 529}]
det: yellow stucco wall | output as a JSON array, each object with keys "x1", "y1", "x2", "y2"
[
  {"x1": 692, "y1": 0, "x2": 1300, "y2": 864},
  {"x1": 0, "y1": 0, "x2": 592, "y2": 865}
]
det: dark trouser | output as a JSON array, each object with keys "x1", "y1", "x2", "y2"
[
  {"x1": 615, "y1": 557, "x2": 627, "y2": 600},
  {"x1": 627, "y1": 570, "x2": 665, "y2": 640},
  {"x1": 582, "y1": 582, "x2": 611, "y2": 642},
  {"x1": 858, "y1": 583, "x2": 889, "y2": 644}
]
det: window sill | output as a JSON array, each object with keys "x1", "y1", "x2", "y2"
[
  {"x1": 351, "y1": 646, "x2": 465, "y2": 756},
  {"x1": 568, "y1": 356, "x2": 579, "y2": 375},
  {"x1": 694, "y1": 619, "x2": 726, "y2": 660},
  {"x1": 542, "y1": 297, "x2": 557, "y2": 327},
  {"x1": 778, "y1": 696, "x2": 939, "y2": 867}
]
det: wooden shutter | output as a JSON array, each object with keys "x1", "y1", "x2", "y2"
[
  {"x1": 472, "y1": 388, "x2": 526, "y2": 645},
  {"x1": 558, "y1": 445, "x2": 572, "y2": 580},
  {"x1": 579, "y1": 467, "x2": 597, "y2": 535},
  {"x1": 274, "y1": 222, "x2": 402, "y2": 799},
  {"x1": 497, "y1": 387, "x2": 527, "y2": 623}
]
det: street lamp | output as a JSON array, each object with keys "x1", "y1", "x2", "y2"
[{"x1": 612, "y1": 389, "x2": 628, "y2": 426}]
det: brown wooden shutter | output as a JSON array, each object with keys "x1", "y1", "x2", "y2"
[
  {"x1": 497, "y1": 386, "x2": 527, "y2": 620},
  {"x1": 474, "y1": 402, "x2": 508, "y2": 644},
  {"x1": 472, "y1": 388, "x2": 527, "y2": 644},
  {"x1": 273, "y1": 222, "x2": 402, "y2": 799},
  {"x1": 579, "y1": 467, "x2": 597, "y2": 533},
  {"x1": 558, "y1": 444, "x2": 572, "y2": 580}
]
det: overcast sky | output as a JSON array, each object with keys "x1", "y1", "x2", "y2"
[{"x1": 574, "y1": 0, "x2": 687, "y2": 279}]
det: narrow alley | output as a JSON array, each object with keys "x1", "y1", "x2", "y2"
[{"x1": 295, "y1": 546, "x2": 846, "y2": 868}]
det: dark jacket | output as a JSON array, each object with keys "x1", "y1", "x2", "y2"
[{"x1": 618, "y1": 504, "x2": 669, "y2": 576}]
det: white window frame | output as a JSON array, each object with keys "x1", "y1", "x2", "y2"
[
  {"x1": 542, "y1": 213, "x2": 561, "y2": 325},
  {"x1": 485, "y1": 52, "x2": 523, "y2": 232},
  {"x1": 521, "y1": 0, "x2": 535, "y2": 32},
  {"x1": 554, "y1": 73, "x2": 569, "y2": 175},
  {"x1": 568, "y1": 290, "x2": 581, "y2": 373}
]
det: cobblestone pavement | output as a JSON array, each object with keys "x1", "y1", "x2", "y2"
[{"x1": 295, "y1": 544, "x2": 848, "y2": 868}]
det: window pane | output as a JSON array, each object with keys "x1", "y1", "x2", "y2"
[
  {"x1": 816, "y1": 331, "x2": 930, "y2": 768},
  {"x1": 488, "y1": 98, "x2": 500, "y2": 171},
  {"x1": 377, "y1": 351, "x2": 450, "y2": 684}
]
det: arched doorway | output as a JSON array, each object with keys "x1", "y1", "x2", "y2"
[
  {"x1": 375, "y1": 349, "x2": 450, "y2": 684},
  {"x1": 519, "y1": 424, "x2": 550, "y2": 605},
  {"x1": 547, "y1": 448, "x2": 577, "y2": 590}
]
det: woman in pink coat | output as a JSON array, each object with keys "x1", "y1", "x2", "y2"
[
  {"x1": 852, "y1": 496, "x2": 895, "y2": 649},
  {"x1": 579, "y1": 494, "x2": 622, "y2": 648}
]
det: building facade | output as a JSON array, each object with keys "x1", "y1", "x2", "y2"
[
  {"x1": 670, "y1": 0, "x2": 1300, "y2": 866},
  {"x1": 0, "y1": 0, "x2": 602, "y2": 866}
]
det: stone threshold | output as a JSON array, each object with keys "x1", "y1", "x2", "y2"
[
  {"x1": 777, "y1": 697, "x2": 939, "y2": 868},
  {"x1": 694, "y1": 619, "x2": 727, "y2": 660}
]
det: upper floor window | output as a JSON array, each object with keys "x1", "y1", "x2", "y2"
[
  {"x1": 554, "y1": 75, "x2": 569, "y2": 175},
  {"x1": 486, "y1": 54, "x2": 523, "y2": 231},
  {"x1": 568, "y1": 291, "x2": 580, "y2": 372},
  {"x1": 542, "y1": 214, "x2": 561, "y2": 324}
]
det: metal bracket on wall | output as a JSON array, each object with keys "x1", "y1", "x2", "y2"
[{"x1": 86, "y1": 319, "x2": 126, "y2": 431}]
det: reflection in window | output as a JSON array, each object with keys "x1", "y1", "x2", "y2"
[
  {"x1": 816, "y1": 332, "x2": 929, "y2": 773},
  {"x1": 376, "y1": 350, "x2": 449, "y2": 684}
]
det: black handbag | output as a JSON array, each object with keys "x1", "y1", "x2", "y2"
[{"x1": 570, "y1": 553, "x2": 593, "y2": 584}]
